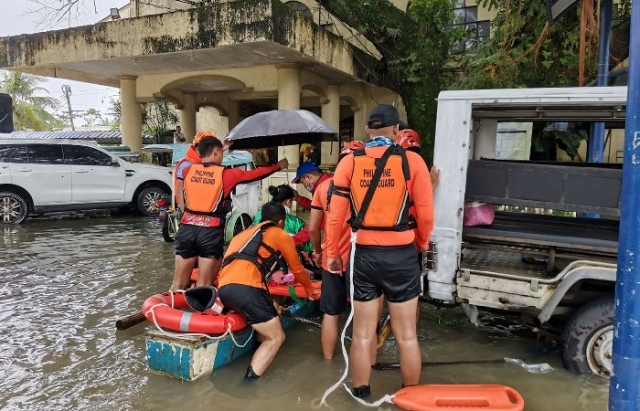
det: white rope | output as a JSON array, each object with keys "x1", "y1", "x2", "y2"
[
  {"x1": 319, "y1": 232, "x2": 398, "y2": 408},
  {"x1": 144, "y1": 292, "x2": 254, "y2": 347},
  {"x1": 320, "y1": 231, "x2": 357, "y2": 405}
]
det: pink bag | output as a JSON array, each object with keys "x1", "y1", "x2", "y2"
[{"x1": 463, "y1": 202, "x2": 495, "y2": 226}]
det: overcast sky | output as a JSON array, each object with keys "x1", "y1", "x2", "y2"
[{"x1": 1, "y1": 0, "x2": 126, "y2": 125}]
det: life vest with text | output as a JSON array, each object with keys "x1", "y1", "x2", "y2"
[
  {"x1": 335, "y1": 145, "x2": 412, "y2": 232},
  {"x1": 183, "y1": 163, "x2": 227, "y2": 216}
]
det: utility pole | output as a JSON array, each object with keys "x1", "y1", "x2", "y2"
[
  {"x1": 61, "y1": 84, "x2": 75, "y2": 131},
  {"x1": 610, "y1": 0, "x2": 640, "y2": 409}
]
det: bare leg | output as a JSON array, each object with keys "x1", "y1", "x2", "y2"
[
  {"x1": 372, "y1": 297, "x2": 385, "y2": 365},
  {"x1": 321, "y1": 314, "x2": 340, "y2": 360},
  {"x1": 196, "y1": 257, "x2": 222, "y2": 287},
  {"x1": 170, "y1": 255, "x2": 197, "y2": 291},
  {"x1": 249, "y1": 317, "x2": 286, "y2": 376},
  {"x1": 388, "y1": 297, "x2": 421, "y2": 386},
  {"x1": 350, "y1": 297, "x2": 382, "y2": 388}
]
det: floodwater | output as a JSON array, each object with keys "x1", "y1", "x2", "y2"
[{"x1": 0, "y1": 215, "x2": 609, "y2": 411}]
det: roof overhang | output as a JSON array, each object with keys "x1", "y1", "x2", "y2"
[{"x1": 0, "y1": 0, "x2": 379, "y2": 88}]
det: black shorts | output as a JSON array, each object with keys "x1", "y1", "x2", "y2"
[
  {"x1": 350, "y1": 243, "x2": 421, "y2": 303},
  {"x1": 218, "y1": 284, "x2": 278, "y2": 326},
  {"x1": 174, "y1": 224, "x2": 224, "y2": 259},
  {"x1": 320, "y1": 269, "x2": 347, "y2": 316}
]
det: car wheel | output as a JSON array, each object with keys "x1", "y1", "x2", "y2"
[
  {"x1": 161, "y1": 211, "x2": 177, "y2": 242},
  {"x1": 233, "y1": 213, "x2": 253, "y2": 236},
  {"x1": 0, "y1": 191, "x2": 29, "y2": 224},
  {"x1": 136, "y1": 186, "x2": 168, "y2": 216},
  {"x1": 561, "y1": 297, "x2": 614, "y2": 377}
]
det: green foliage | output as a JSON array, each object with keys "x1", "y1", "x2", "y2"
[
  {"x1": 0, "y1": 71, "x2": 63, "y2": 131},
  {"x1": 142, "y1": 100, "x2": 179, "y2": 142},
  {"x1": 316, "y1": 0, "x2": 460, "y2": 163}
]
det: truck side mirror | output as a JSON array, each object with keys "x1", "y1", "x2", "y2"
[{"x1": 0, "y1": 93, "x2": 14, "y2": 134}]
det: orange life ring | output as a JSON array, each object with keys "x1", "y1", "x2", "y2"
[{"x1": 142, "y1": 292, "x2": 247, "y2": 334}]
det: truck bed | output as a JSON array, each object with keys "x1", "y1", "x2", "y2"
[{"x1": 462, "y1": 212, "x2": 619, "y2": 258}]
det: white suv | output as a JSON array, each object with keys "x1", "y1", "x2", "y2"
[{"x1": 0, "y1": 139, "x2": 173, "y2": 224}]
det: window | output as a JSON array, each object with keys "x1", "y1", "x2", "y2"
[
  {"x1": 26, "y1": 144, "x2": 65, "y2": 164},
  {"x1": 450, "y1": 0, "x2": 490, "y2": 53},
  {"x1": 63, "y1": 145, "x2": 114, "y2": 166},
  {"x1": 0, "y1": 144, "x2": 29, "y2": 164}
]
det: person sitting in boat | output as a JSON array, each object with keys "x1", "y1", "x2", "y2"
[
  {"x1": 170, "y1": 137, "x2": 288, "y2": 292},
  {"x1": 216, "y1": 202, "x2": 320, "y2": 381},
  {"x1": 252, "y1": 184, "x2": 314, "y2": 262}
]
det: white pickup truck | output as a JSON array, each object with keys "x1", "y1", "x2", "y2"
[{"x1": 424, "y1": 86, "x2": 626, "y2": 377}]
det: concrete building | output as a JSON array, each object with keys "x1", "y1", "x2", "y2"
[{"x1": 0, "y1": 0, "x2": 490, "y2": 169}]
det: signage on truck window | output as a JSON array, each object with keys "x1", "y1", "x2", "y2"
[{"x1": 495, "y1": 122, "x2": 533, "y2": 160}]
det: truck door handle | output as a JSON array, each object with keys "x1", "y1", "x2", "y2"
[
  {"x1": 75, "y1": 170, "x2": 89, "y2": 174},
  {"x1": 17, "y1": 168, "x2": 32, "y2": 172}
]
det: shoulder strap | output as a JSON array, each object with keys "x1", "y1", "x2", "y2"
[{"x1": 351, "y1": 145, "x2": 396, "y2": 231}]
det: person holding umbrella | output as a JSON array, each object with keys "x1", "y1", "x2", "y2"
[{"x1": 169, "y1": 136, "x2": 289, "y2": 292}]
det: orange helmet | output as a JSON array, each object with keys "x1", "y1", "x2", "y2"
[
  {"x1": 193, "y1": 131, "x2": 217, "y2": 145},
  {"x1": 340, "y1": 140, "x2": 365, "y2": 158},
  {"x1": 397, "y1": 129, "x2": 421, "y2": 151}
]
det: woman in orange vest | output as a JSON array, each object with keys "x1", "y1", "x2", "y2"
[{"x1": 217, "y1": 202, "x2": 319, "y2": 380}]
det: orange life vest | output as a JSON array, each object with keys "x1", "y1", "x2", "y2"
[
  {"x1": 337, "y1": 145, "x2": 412, "y2": 232},
  {"x1": 183, "y1": 163, "x2": 227, "y2": 216}
]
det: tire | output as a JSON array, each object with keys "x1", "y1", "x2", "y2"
[
  {"x1": 233, "y1": 213, "x2": 253, "y2": 236},
  {"x1": 561, "y1": 296, "x2": 614, "y2": 377},
  {"x1": 161, "y1": 211, "x2": 174, "y2": 243},
  {"x1": 0, "y1": 191, "x2": 29, "y2": 224},
  {"x1": 136, "y1": 186, "x2": 168, "y2": 216}
]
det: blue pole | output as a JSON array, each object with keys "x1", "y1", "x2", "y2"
[
  {"x1": 609, "y1": 0, "x2": 640, "y2": 409},
  {"x1": 588, "y1": 0, "x2": 613, "y2": 163}
]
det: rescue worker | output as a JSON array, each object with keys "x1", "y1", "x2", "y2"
[
  {"x1": 217, "y1": 202, "x2": 319, "y2": 380},
  {"x1": 308, "y1": 140, "x2": 371, "y2": 360},
  {"x1": 325, "y1": 104, "x2": 434, "y2": 398},
  {"x1": 173, "y1": 131, "x2": 211, "y2": 210},
  {"x1": 288, "y1": 161, "x2": 332, "y2": 246},
  {"x1": 169, "y1": 136, "x2": 288, "y2": 292}
]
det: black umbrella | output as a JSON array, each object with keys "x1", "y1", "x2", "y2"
[{"x1": 225, "y1": 109, "x2": 338, "y2": 150}]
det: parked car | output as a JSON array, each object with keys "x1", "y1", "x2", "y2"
[{"x1": 0, "y1": 139, "x2": 173, "y2": 224}]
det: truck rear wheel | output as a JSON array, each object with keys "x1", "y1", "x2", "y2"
[{"x1": 561, "y1": 297, "x2": 614, "y2": 377}]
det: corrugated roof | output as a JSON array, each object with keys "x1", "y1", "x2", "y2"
[{"x1": 3, "y1": 131, "x2": 155, "y2": 145}]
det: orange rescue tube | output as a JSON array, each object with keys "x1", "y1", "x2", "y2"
[
  {"x1": 391, "y1": 384, "x2": 525, "y2": 411},
  {"x1": 268, "y1": 281, "x2": 322, "y2": 299},
  {"x1": 142, "y1": 292, "x2": 247, "y2": 334}
]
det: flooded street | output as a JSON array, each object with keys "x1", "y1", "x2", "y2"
[{"x1": 0, "y1": 216, "x2": 609, "y2": 411}]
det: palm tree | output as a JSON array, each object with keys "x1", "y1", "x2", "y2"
[{"x1": 0, "y1": 71, "x2": 63, "y2": 131}]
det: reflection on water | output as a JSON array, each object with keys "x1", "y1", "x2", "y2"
[{"x1": 0, "y1": 217, "x2": 608, "y2": 411}]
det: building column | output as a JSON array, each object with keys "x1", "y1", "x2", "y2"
[
  {"x1": 277, "y1": 63, "x2": 302, "y2": 168},
  {"x1": 180, "y1": 92, "x2": 197, "y2": 142},
  {"x1": 321, "y1": 84, "x2": 340, "y2": 167},
  {"x1": 227, "y1": 100, "x2": 240, "y2": 130},
  {"x1": 119, "y1": 75, "x2": 142, "y2": 152},
  {"x1": 354, "y1": 104, "x2": 368, "y2": 142}
]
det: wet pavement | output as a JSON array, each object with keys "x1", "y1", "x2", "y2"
[{"x1": 0, "y1": 215, "x2": 609, "y2": 410}]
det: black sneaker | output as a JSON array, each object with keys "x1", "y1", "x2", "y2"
[{"x1": 353, "y1": 385, "x2": 371, "y2": 398}]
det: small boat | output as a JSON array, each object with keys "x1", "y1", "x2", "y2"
[{"x1": 143, "y1": 276, "x2": 321, "y2": 381}]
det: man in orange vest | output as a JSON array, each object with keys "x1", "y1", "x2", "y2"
[
  {"x1": 169, "y1": 136, "x2": 288, "y2": 291},
  {"x1": 325, "y1": 104, "x2": 434, "y2": 398},
  {"x1": 173, "y1": 131, "x2": 212, "y2": 209},
  {"x1": 217, "y1": 202, "x2": 319, "y2": 380}
]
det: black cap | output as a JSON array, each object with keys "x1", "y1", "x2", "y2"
[{"x1": 367, "y1": 104, "x2": 400, "y2": 129}]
